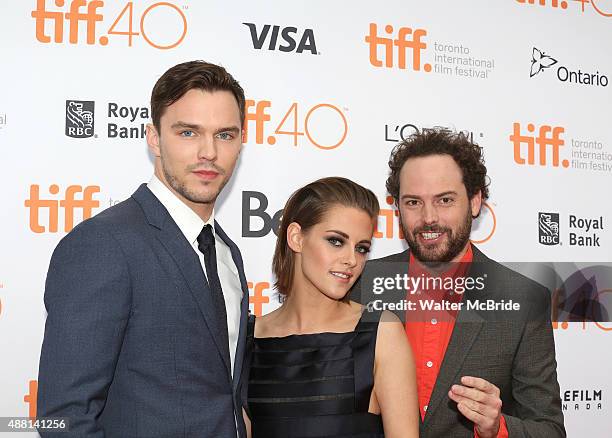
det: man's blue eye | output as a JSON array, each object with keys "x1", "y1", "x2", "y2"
[
  {"x1": 218, "y1": 132, "x2": 234, "y2": 140},
  {"x1": 181, "y1": 130, "x2": 194, "y2": 137}
]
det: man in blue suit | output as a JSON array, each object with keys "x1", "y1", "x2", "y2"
[{"x1": 37, "y1": 61, "x2": 250, "y2": 438}]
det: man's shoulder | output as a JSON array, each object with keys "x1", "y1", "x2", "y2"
[
  {"x1": 58, "y1": 195, "x2": 148, "y2": 248},
  {"x1": 83, "y1": 196, "x2": 144, "y2": 230},
  {"x1": 472, "y1": 246, "x2": 550, "y2": 306}
]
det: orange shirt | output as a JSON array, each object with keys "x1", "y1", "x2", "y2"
[{"x1": 405, "y1": 245, "x2": 508, "y2": 437}]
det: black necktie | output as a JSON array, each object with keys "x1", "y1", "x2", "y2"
[{"x1": 197, "y1": 224, "x2": 230, "y2": 359}]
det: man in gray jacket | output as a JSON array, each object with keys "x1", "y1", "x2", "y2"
[{"x1": 354, "y1": 128, "x2": 565, "y2": 437}]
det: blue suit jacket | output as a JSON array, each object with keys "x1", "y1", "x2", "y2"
[{"x1": 37, "y1": 184, "x2": 249, "y2": 438}]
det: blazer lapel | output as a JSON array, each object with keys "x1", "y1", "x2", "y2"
[
  {"x1": 420, "y1": 245, "x2": 488, "y2": 424},
  {"x1": 132, "y1": 184, "x2": 232, "y2": 375},
  {"x1": 215, "y1": 221, "x2": 250, "y2": 390},
  {"x1": 422, "y1": 305, "x2": 484, "y2": 423}
]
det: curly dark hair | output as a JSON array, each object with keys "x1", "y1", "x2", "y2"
[{"x1": 386, "y1": 127, "x2": 490, "y2": 204}]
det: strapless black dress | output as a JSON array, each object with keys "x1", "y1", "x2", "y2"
[{"x1": 245, "y1": 310, "x2": 385, "y2": 438}]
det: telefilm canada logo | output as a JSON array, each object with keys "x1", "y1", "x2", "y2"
[
  {"x1": 529, "y1": 47, "x2": 608, "y2": 87},
  {"x1": 562, "y1": 389, "x2": 603, "y2": 412},
  {"x1": 65, "y1": 100, "x2": 95, "y2": 138}
]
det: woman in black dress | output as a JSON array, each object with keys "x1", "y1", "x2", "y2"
[{"x1": 243, "y1": 177, "x2": 419, "y2": 438}]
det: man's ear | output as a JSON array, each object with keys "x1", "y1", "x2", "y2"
[
  {"x1": 470, "y1": 190, "x2": 483, "y2": 218},
  {"x1": 147, "y1": 123, "x2": 161, "y2": 157},
  {"x1": 287, "y1": 222, "x2": 303, "y2": 253}
]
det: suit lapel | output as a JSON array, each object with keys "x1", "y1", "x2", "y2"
[
  {"x1": 132, "y1": 184, "x2": 232, "y2": 375},
  {"x1": 422, "y1": 304, "x2": 484, "y2": 423},
  {"x1": 417, "y1": 245, "x2": 488, "y2": 424},
  {"x1": 215, "y1": 221, "x2": 250, "y2": 390}
]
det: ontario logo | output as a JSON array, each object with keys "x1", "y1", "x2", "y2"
[
  {"x1": 529, "y1": 47, "x2": 608, "y2": 87},
  {"x1": 65, "y1": 100, "x2": 95, "y2": 138},
  {"x1": 539, "y1": 212, "x2": 560, "y2": 245}
]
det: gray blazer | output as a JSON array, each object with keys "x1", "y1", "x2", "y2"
[
  {"x1": 37, "y1": 184, "x2": 249, "y2": 438},
  {"x1": 352, "y1": 245, "x2": 565, "y2": 438}
]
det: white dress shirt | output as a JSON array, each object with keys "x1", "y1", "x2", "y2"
[{"x1": 148, "y1": 175, "x2": 243, "y2": 375}]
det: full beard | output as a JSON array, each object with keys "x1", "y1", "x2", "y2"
[{"x1": 403, "y1": 208, "x2": 473, "y2": 264}]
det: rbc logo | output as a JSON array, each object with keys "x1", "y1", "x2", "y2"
[
  {"x1": 243, "y1": 23, "x2": 317, "y2": 54},
  {"x1": 539, "y1": 212, "x2": 560, "y2": 245},
  {"x1": 66, "y1": 100, "x2": 95, "y2": 138}
]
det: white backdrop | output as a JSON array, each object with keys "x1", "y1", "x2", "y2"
[{"x1": 1, "y1": 0, "x2": 611, "y2": 436}]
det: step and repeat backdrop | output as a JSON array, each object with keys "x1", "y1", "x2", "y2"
[{"x1": 1, "y1": 0, "x2": 611, "y2": 436}]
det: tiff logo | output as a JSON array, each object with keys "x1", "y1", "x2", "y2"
[
  {"x1": 24, "y1": 184, "x2": 100, "y2": 233},
  {"x1": 510, "y1": 123, "x2": 569, "y2": 168},
  {"x1": 243, "y1": 23, "x2": 317, "y2": 54},
  {"x1": 365, "y1": 23, "x2": 431, "y2": 72},
  {"x1": 243, "y1": 100, "x2": 271, "y2": 144},
  {"x1": 31, "y1": 0, "x2": 104, "y2": 45},
  {"x1": 66, "y1": 100, "x2": 95, "y2": 138},
  {"x1": 248, "y1": 281, "x2": 271, "y2": 316},
  {"x1": 539, "y1": 212, "x2": 560, "y2": 245},
  {"x1": 517, "y1": 0, "x2": 569, "y2": 9}
]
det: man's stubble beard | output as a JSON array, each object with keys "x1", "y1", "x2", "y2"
[
  {"x1": 161, "y1": 156, "x2": 228, "y2": 206},
  {"x1": 401, "y1": 207, "x2": 473, "y2": 263}
]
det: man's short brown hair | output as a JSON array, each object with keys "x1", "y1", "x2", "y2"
[{"x1": 150, "y1": 60, "x2": 245, "y2": 132}]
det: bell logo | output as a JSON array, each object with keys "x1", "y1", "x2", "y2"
[
  {"x1": 66, "y1": 100, "x2": 95, "y2": 138},
  {"x1": 243, "y1": 23, "x2": 318, "y2": 54},
  {"x1": 365, "y1": 23, "x2": 431, "y2": 72},
  {"x1": 510, "y1": 122, "x2": 569, "y2": 168},
  {"x1": 32, "y1": 0, "x2": 104, "y2": 44},
  {"x1": 24, "y1": 184, "x2": 100, "y2": 233}
]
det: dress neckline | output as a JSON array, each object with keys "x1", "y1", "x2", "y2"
[{"x1": 254, "y1": 306, "x2": 366, "y2": 340}]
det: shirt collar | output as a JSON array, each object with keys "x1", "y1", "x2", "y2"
[{"x1": 147, "y1": 174, "x2": 215, "y2": 245}]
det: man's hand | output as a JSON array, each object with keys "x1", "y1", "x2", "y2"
[{"x1": 448, "y1": 376, "x2": 502, "y2": 438}]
